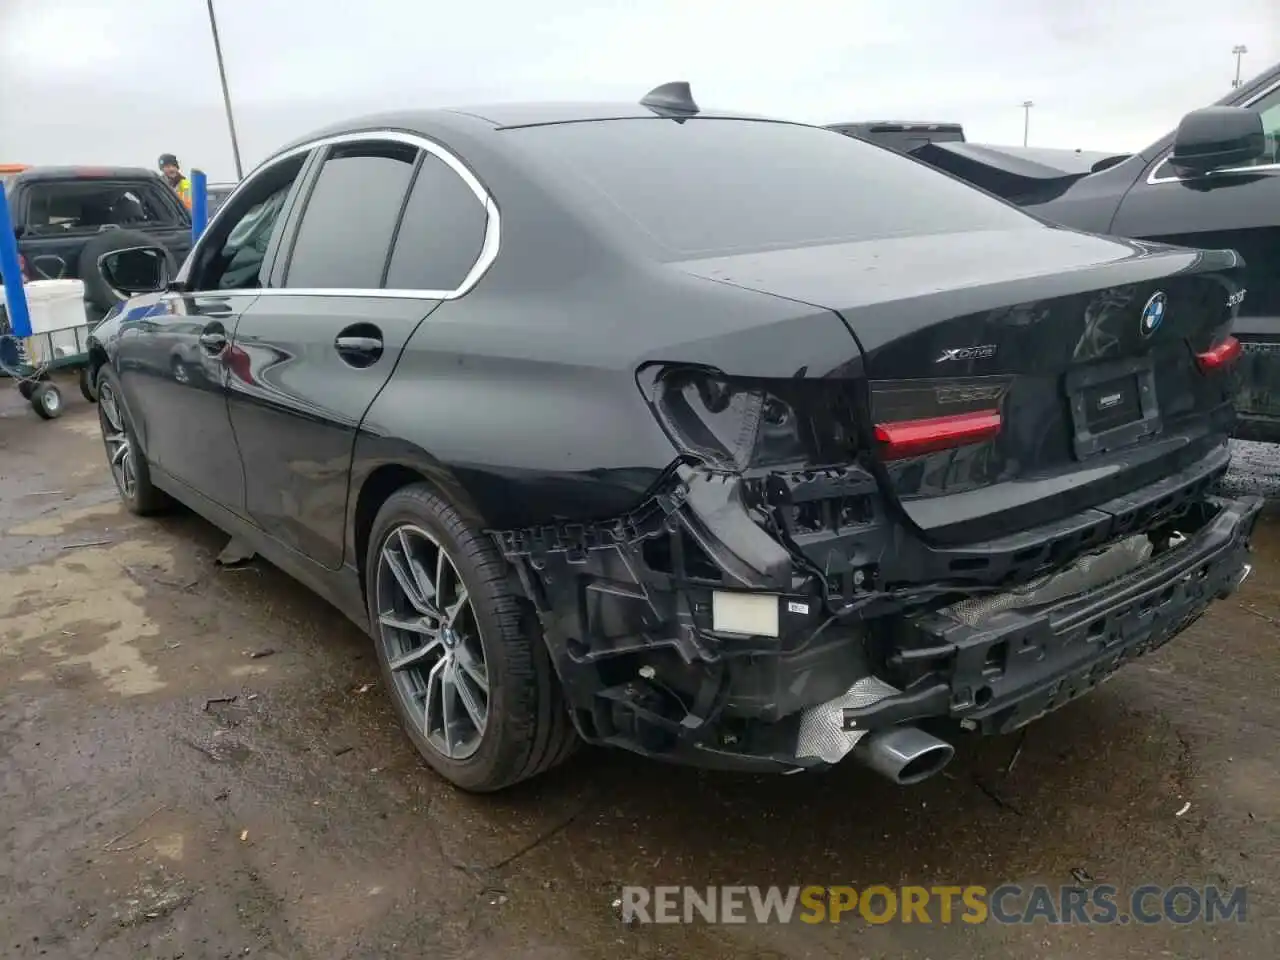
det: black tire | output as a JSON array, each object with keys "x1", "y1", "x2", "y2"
[
  {"x1": 78, "y1": 229, "x2": 175, "y2": 314},
  {"x1": 79, "y1": 365, "x2": 99, "y2": 403},
  {"x1": 17, "y1": 379, "x2": 37, "y2": 400},
  {"x1": 30, "y1": 382, "x2": 63, "y2": 419},
  {"x1": 366, "y1": 484, "x2": 578, "y2": 792},
  {"x1": 96, "y1": 367, "x2": 171, "y2": 515}
]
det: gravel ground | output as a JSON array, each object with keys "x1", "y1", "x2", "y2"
[{"x1": 1, "y1": 377, "x2": 1278, "y2": 960}]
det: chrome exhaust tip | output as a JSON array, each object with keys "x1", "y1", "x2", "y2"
[{"x1": 853, "y1": 726, "x2": 955, "y2": 785}]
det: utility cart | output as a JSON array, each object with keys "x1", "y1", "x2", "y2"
[
  {"x1": 1, "y1": 277, "x2": 99, "y2": 419},
  {"x1": 0, "y1": 179, "x2": 99, "y2": 419}
]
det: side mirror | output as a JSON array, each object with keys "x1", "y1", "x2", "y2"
[
  {"x1": 1170, "y1": 106, "x2": 1266, "y2": 175},
  {"x1": 98, "y1": 245, "x2": 171, "y2": 296}
]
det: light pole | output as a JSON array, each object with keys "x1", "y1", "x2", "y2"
[
  {"x1": 1021, "y1": 100, "x2": 1034, "y2": 147},
  {"x1": 1232, "y1": 44, "x2": 1248, "y2": 88},
  {"x1": 205, "y1": 0, "x2": 244, "y2": 180}
]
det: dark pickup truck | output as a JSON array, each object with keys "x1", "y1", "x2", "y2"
[
  {"x1": 3, "y1": 166, "x2": 192, "y2": 320},
  {"x1": 832, "y1": 62, "x2": 1280, "y2": 443}
]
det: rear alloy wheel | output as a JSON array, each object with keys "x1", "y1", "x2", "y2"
[
  {"x1": 377, "y1": 524, "x2": 490, "y2": 760},
  {"x1": 97, "y1": 371, "x2": 170, "y2": 515},
  {"x1": 366, "y1": 484, "x2": 578, "y2": 791}
]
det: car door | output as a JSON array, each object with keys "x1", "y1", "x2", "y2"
[
  {"x1": 225, "y1": 135, "x2": 491, "y2": 569},
  {"x1": 1108, "y1": 79, "x2": 1280, "y2": 428},
  {"x1": 120, "y1": 151, "x2": 315, "y2": 513}
]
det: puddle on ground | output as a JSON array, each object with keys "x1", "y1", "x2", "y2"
[
  {"x1": 7, "y1": 499, "x2": 131, "y2": 537},
  {"x1": 0, "y1": 537, "x2": 175, "y2": 696}
]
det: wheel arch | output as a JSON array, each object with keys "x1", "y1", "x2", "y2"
[
  {"x1": 348, "y1": 452, "x2": 495, "y2": 607},
  {"x1": 93, "y1": 359, "x2": 152, "y2": 458},
  {"x1": 87, "y1": 341, "x2": 109, "y2": 381}
]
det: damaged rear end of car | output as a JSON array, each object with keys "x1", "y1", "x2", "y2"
[{"x1": 491, "y1": 117, "x2": 1262, "y2": 786}]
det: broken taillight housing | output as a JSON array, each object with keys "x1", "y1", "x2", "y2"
[{"x1": 643, "y1": 365, "x2": 858, "y2": 470}]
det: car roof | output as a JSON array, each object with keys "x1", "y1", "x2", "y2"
[
  {"x1": 444, "y1": 101, "x2": 771, "y2": 128},
  {"x1": 270, "y1": 101, "x2": 782, "y2": 157},
  {"x1": 10, "y1": 165, "x2": 161, "y2": 183}
]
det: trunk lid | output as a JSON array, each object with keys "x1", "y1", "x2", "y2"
[{"x1": 679, "y1": 227, "x2": 1244, "y2": 544}]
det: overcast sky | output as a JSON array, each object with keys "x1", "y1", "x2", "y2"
[{"x1": 2, "y1": 0, "x2": 1277, "y2": 181}]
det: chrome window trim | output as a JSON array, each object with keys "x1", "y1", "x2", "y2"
[
  {"x1": 1146, "y1": 76, "x2": 1280, "y2": 185},
  {"x1": 184, "y1": 129, "x2": 499, "y2": 301}
]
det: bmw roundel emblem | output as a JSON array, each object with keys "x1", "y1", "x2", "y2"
[{"x1": 1140, "y1": 291, "x2": 1167, "y2": 337}]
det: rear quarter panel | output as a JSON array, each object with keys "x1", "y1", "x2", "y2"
[{"x1": 351, "y1": 258, "x2": 862, "y2": 538}]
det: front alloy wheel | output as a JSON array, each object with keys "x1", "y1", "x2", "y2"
[
  {"x1": 375, "y1": 524, "x2": 490, "y2": 760},
  {"x1": 95, "y1": 368, "x2": 169, "y2": 515},
  {"x1": 99, "y1": 381, "x2": 137, "y2": 500}
]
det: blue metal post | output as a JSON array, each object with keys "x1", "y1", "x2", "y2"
[
  {"x1": 191, "y1": 168, "x2": 209, "y2": 244},
  {"x1": 0, "y1": 181, "x2": 31, "y2": 338}
]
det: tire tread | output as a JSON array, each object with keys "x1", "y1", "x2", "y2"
[
  {"x1": 369, "y1": 484, "x2": 577, "y2": 791},
  {"x1": 97, "y1": 368, "x2": 171, "y2": 516}
]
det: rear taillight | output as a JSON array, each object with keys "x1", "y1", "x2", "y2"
[
  {"x1": 1195, "y1": 336, "x2": 1241, "y2": 373},
  {"x1": 874, "y1": 410, "x2": 1002, "y2": 460},
  {"x1": 641, "y1": 364, "x2": 859, "y2": 470}
]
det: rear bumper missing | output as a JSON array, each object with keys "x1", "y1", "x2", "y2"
[
  {"x1": 842, "y1": 493, "x2": 1262, "y2": 737},
  {"x1": 492, "y1": 453, "x2": 1260, "y2": 775}
]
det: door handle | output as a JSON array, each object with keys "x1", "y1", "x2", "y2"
[
  {"x1": 198, "y1": 331, "x2": 228, "y2": 352},
  {"x1": 335, "y1": 336, "x2": 383, "y2": 353},
  {"x1": 334, "y1": 329, "x2": 385, "y2": 367}
]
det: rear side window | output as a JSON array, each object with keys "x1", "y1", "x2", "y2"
[
  {"x1": 284, "y1": 141, "x2": 417, "y2": 289},
  {"x1": 21, "y1": 180, "x2": 183, "y2": 235},
  {"x1": 384, "y1": 153, "x2": 487, "y2": 292},
  {"x1": 507, "y1": 118, "x2": 1038, "y2": 259}
]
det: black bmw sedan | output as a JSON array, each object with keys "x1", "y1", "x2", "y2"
[{"x1": 87, "y1": 83, "x2": 1261, "y2": 792}]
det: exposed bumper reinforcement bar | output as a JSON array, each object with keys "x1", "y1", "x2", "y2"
[{"x1": 840, "y1": 494, "x2": 1264, "y2": 736}]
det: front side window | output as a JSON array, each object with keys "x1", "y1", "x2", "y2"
[
  {"x1": 186, "y1": 155, "x2": 306, "y2": 292},
  {"x1": 1249, "y1": 87, "x2": 1280, "y2": 167},
  {"x1": 283, "y1": 142, "x2": 417, "y2": 289}
]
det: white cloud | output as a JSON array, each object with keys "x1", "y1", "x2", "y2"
[{"x1": 1, "y1": 0, "x2": 1277, "y2": 179}]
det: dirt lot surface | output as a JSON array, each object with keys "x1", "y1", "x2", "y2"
[{"x1": 2, "y1": 379, "x2": 1278, "y2": 960}]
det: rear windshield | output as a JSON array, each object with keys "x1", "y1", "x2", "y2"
[
  {"x1": 506, "y1": 118, "x2": 1038, "y2": 259},
  {"x1": 20, "y1": 179, "x2": 184, "y2": 235}
]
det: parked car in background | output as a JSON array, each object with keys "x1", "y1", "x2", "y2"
[
  {"x1": 1, "y1": 166, "x2": 191, "y2": 322},
  {"x1": 836, "y1": 61, "x2": 1280, "y2": 443},
  {"x1": 207, "y1": 182, "x2": 237, "y2": 215},
  {"x1": 87, "y1": 83, "x2": 1261, "y2": 794}
]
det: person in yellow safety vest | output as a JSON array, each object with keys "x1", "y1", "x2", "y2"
[{"x1": 158, "y1": 153, "x2": 192, "y2": 209}]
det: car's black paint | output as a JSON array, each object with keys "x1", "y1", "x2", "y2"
[
  {"x1": 919, "y1": 63, "x2": 1280, "y2": 440},
  {"x1": 228, "y1": 293, "x2": 445, "y2": 568},
  {"x1": 86, "y1": 102, "x2": 1258, "y2": 782},
  {"x1": 1170, "y1": 105, "x2": 1268, "y2": 173}
]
